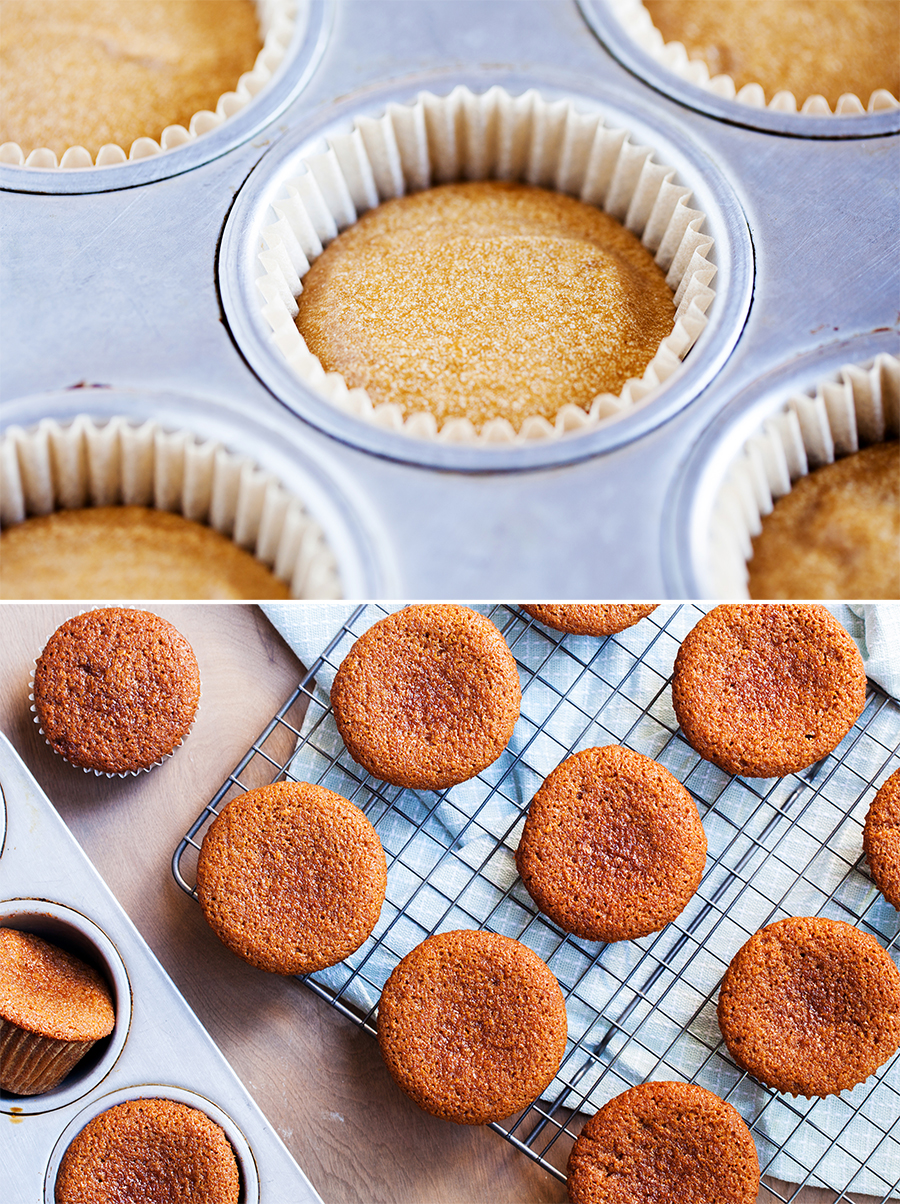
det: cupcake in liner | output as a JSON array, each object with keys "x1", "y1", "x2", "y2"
[
  {"x1": 0, "y1": 414, "x2": 342, "y2": 599},
  {"x1": 608, "y1": 0, "x2": 900, "y2": 116},
  {"x1": 708, "y1": 352, "x2": 900, "y2": 598},
  {"x1": 29, "y1": 606, "x2": 202, "y2": 779},
  {"x1": 256, "y1": 84, "x2": 717, "y2": 445},
  {"x1": 0, "y1": 0, "x2": 296, "y2": 169}
]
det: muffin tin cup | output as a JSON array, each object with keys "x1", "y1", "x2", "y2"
[
  {"x1": 0, "y1": 0, "x2": 333, "y2": 194},
  {"x1": 0, "y1": 899, "x2": 132, "y2": 1116},
  {"x1": 0, "y1": 388, "x2": 398, "y2": 598},
  {"x1": 578, "y1": 0, "x2": 900, "y2": 137},
  {"x1": 44, "y1": 1084, "x2": 261, "y2": 1204},
  {"x1": 220, "y1": 66, "x2": 753, "y2": 470},
  {"x1": 662, "y1": 330, "x2": 900, "y2": 598}
]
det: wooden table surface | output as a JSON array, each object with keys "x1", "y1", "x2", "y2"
[{"x1": 0, "y1": 603, "x2": 884, "y2": 1204}]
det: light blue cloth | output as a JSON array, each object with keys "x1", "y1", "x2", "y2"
[{"x1": 261, "y1": 602, "x2": 900, "y2": 1198}]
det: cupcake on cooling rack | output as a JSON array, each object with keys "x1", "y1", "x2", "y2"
[
  {"x1": 0, "y1": 928, "x2": 116, "y2": 1096},
  {"x1": 0, "y1": 0, "x2": 296, "y2": 168},
  {"x1": 522, "y1": 603, "x2": 658, "y2": 636},
  {"x1": 32, "y1": 608, "x2": 201, "y2": 776}
]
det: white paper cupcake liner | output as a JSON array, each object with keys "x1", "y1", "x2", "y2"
[
  {"x1": 609, "y1": 0, "x2": 900, "y2": 116},
  {"x1": 0, "y1": 414, "x2": 342, "y2": 599},
  {"x1": 0, "y1": 0, "x2": 297, "y2": 169},
  {"x1": 709, "y1": 352, "x2": 900, "y2": 597},
  {"x1": 256, "y1": 84, "x2": 718, "y2": 445}
]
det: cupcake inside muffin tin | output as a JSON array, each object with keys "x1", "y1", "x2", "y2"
[{"x1": 0, "y1": 899, "x2": 131, "y2": 1116}]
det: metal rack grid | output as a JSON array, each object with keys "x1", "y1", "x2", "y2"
[{"x1": 173, "y1": 604, "x2": 900, "y2": 1203}]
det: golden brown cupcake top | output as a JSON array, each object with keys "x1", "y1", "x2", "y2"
[
  {"x1": 331, "y1": 604, "x2": 521, "y2": 791},
  {"x1": 197, "y1": 781, "x2": 387, "y2": 975},
  {"x1": 0, "y1": 929, "x2": 115, "y2": 1042},
  {"x1": 296, "y1": 181, "x2": 675, "y2": 432},
  {"x1": 523, "y1": 603, "x2": 658, "y2": 636},
  {"x1": 567, "y1": 1081, "x2": 760, "y2": 1204},
  {"x1": 717, "y1": 916, "x2": 900, "y2": 1097},
  {"x1": 748, "y1": 442, "x2": 900, "y2": 600},
  {"x1": 1, "y1": 0, "x2": 262, "y2": 160},
  {"x1": 33, "y1": 607, "x2": 201, "y2": 774},
  {"x1": 672, "y1": 604, "x2": 866, "y2": 778},
  {"x1": 55, "y1": 1097, "x2": 240, "y2": 1204},
  {"x1": 643, "y1": 0, "x2": 900, "y2": 110},
  {"x1": 516, "y1": 745, "x2": 707, "y2": 943},
  {"x1": 864, "y1": 767, "x2": 900, "y2": 910},
  {"x1": 0, "y1": 506, "x2": 291, "y2": 600},
  {"x1": 377, "y1": 929, "x2": 568, "y2": 1124}
]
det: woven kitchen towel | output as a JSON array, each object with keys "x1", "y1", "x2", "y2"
[{"x1": 261, "y1": 601, "x2": 900, "y2": 1198}]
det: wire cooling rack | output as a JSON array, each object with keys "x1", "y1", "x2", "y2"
[{"x1": 173, "y1": 604, "x2": 900, "y2": 1203}]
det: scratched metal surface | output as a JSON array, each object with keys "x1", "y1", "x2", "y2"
[{"x1": 1, "y1": 0, "x2": 898, "y2": 597}]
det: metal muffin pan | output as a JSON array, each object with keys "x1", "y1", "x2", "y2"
[
  {"x1": 0, "y1": 733, "x2": 323, "y2": 1204},
  {"x1": 1, "y1": 0, "x2": 898, "y2": 596}
]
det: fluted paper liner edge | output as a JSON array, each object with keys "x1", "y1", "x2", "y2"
[
  {"x1": 0, "y1": 414, "x2": 342, "y2": 600},
  {"x1": 255, "y1": 84, "x2": 717, "y2": 446},
  {"x1": 708, "y1": 353, "x2": 900, "y2": 598},
  {"x1": 0, "y1": 0, "x2": 297, "y2": 169},
  {"x1": 610, "y1": 0, "x2": 900, "y2": 116}
]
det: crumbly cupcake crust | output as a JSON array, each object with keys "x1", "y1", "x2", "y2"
[
  {"x1": 331, "y1": 604, "x2": 521, "y2": 791},
  {"x1": 197, "y1": 781, "x2": 387, "y2": 975},
  {"x1": 296, "y1": 181, "x2": 675, "y2": 432},
  {"x1": 567, "y1": 1080, "x2": 760, "y2": 1204},
  {"x1": 672, "y1": 604, "x2": 866, "y2": 778},
  {"x1": 717, "y1": 916, "x2": 900, "y2": 1097},
  {"x1": 864, "y1": 767, "x2": 900, "y2": 910},
  {"x1": 55, "y1": 1097, "x2": 240, "y2": 1204},
  {"x1": 523, "y1": 604, "x2": 658, "y2": 636},
  {"x1": 33, "y1": 608, "x2": 201, "y2": 774},
  {"x1": 377, "y1": 929, "x2": 568, "y2": 1124},
  {"x1": 516, "y1": 745, "x2": 706, "y2": 943},
  {"x1": 748, "y1": 442, "x2": 900, "y2": 600},
  {"x1": 0, "y1": 929, "x2": 115, "y2": 1096}
]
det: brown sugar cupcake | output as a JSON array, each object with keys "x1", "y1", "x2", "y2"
[
  {"x1": 672, "y1": 604, "x2": 866, "y2": 778},
  {"x1": 523, "y1": 604, "x2": 658, "y2": 636},
  {"x1": 197, "y1": 781, "x2": 387, "y2": 975},
  {"x1": 377, "y1": 929, "x2": 568, "y2": 1124},
  {"x1": 0, "y1": 929, "x2": 115, "y2": 1096},
  {"x1": 516, "y1": 745, "x2": 706, "y2": 943},
  {"x1": 717, "y1": 916, "x2": 900, "y2": 1097},
  {"x1": 747, "y1": 442, "x2": 900, "y2": 600},
  {"x1": 32, "y1": 608, "x2": 201, "y2": 775},
  {"x1": 567, "y1": 1080, "x2": 760, "y2": 1204},
  {"x1": 331, "y1": 605, "x2": 521, "y2": 791},
  {"x1": 55, "y1": 1097, "x2": 240, "y2": 1204},
  {"x1": 864, "y1": 767, "x2": 900, "y2": 910}
]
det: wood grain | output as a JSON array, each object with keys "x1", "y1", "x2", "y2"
[{"x1": 0, "y1": 603, "x2": 882, "y2": 1204}]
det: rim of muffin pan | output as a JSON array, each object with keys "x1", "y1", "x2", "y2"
[
  {"x1": 662, "y1": 328, "x2": 900, "y2": 598},
  {"x1": 577, "y1": 0, "x2": 900, "y2": 139},
  {"x1": 0, "y1": 779, "x2": 6, "y2": 860},
  {"x1": 44, "y1": 1084, "x2": 260, "y2": 1204},
  {"x1": 0, "y1": 899, "x2": 132, "y2": 1117},
  {"x1": 0, "y1": 0, "x2": 333, "y2": 196},
  {"x1": 0, "y1": 387, "x2": 398, "y2": 599},
  {"x1": 218, "y1": 66, "x2": 754, "y2": 472}
]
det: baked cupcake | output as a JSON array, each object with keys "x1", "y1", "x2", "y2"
[
  {"x1": 671, "y1": 604, "x2": 867, "y2": 778},
  {"x1": 864, "y1": 767, "x2": 900, "y2": 910},
  {"x1": 0, "y1": 928, "x2": 115, "y2": 1096},
  {"x1": 0, "y1": 0, "x2": 294, "y2": 168},
  {"x1": 717, "y1": 916, "x2": 900, "y2": 1097},
  {"x1": 54, "y1": 1097, "x2": 240, "y2": 1203},
  {"x1": 522, "y1": 603, "x2": 658, "y2": 636},
  {"x1": 377, "y1": 929, "x2": 568, "y2": 1124},
  {"x1": 331, "y1": 604, "x2": 521, "y2": 791},
  {"x1": 197, "y1": 781, "x2": 387, "y2": 975},
  {"x1": 33, "y1": 608, "x2": 201, "y2": 775},
  {"x1": 567, "y1": 1081, "x2": 760, "y2": 1204},
  {"x1": 516, "y1": 745, "x2": 706, "y2": 942}
]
